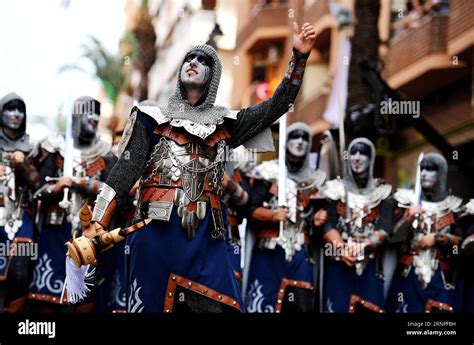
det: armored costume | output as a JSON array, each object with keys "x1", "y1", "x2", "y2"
[
  {"x1": 321, "y1": 138, "x2": 393, "y2": 313},
  {"x1": 89, "y1": 44, "x2": 310, "y2": 313},
  {"x1": 28, "y1": 97, "x2": 117, "y2": 311},
  {"x1": 387, "y1": 153, "x2": 462, "y2": 312},
  {"x1": 244, "y1": 123, "x2": 326, "y2": 313},
  {"x1": 457, "y1": 199, "x2": 474, "y2": 312},
  {"x1": 221, "y1": 148, "x2": 253, "y2": 285},
  {"x1": 0, "y1": 93, "x2": 40, "y2": 312}
]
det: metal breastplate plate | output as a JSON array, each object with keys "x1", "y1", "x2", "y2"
[
  {"x1": 335, "y1": 185, "x2": 391, "y2": 276},
  {"x1": 335, "y1": 202, "x2": 378, "y2": 275},
  {"x1": 0, "y1": 154, "x2": 24, "y2": 240},
  {"x1": 260, "y1": 179, "x2": 316, "y2": 261},
  {"x1": 394, "y1": 191, "x2": 461, "y2": 289},
  {"x1": 142, "y1": 137, "x2": 225, "y2": 198},
  {"x1": 337, "y1": 205, "x2": 377, "y2": 242},
  {"x1": 408, "y1": 208, "x2": 455, "y2": 289},
  {"x1": 336, "y1": 184, "x2": 391, "y2": 239},
  {"x1": 43, "y1": 151, "x2": 106, "y2": 228},
  {"x1": 139, "y1": 135, "x2": 227, "y2": 239}
]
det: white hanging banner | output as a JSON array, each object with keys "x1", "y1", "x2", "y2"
[{"x1": 323, "y1": 33, "x2": 352, "y2": 126}]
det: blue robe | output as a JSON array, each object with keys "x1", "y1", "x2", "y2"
[
  {"x1": 387, "y1": 266, "x2": 455, "y2": 312},
  {"x1": 323, "y1": 259, "x2": 384, "y2": 312},
  {"x1": 245, "y1": 245, "x2": 313, "y2": 312},
  {"x1": 29, "y1": 220, "x2": 70, "y2": 303},
  {"x1": 125, "y1": 206, "x2": 243, "y2": 313},
  {"x1": 0, "y1": 211, "x2": 34, "y2": 279}
]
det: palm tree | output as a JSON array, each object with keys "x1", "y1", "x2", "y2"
[
  {"x1": 129, "y1": 0, "x2": 157, "y2": 101},
  {"x1": 59, "y1": 36, "x2": 126, "y2": 105}
]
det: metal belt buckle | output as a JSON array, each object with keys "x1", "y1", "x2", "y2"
[{"x1": 148, "y1": 201, "x2": 173, "y2": 221}]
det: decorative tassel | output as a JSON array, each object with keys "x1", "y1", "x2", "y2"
[{"x1": 62, "y1": 257, "x2": 93, "y2": 304}]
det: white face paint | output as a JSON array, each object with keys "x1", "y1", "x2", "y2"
[
  {"x1": 287, "y1": 137, "x2": 309, "y2": 157},
  {"x1": 180, "y1": 52, "x2": 211, "y2": 89},
  {"x1": 421, "y1": 168, "x2": 438, "y2": 190},
  {"x1": 2, "y1": 109, "x2": 25, "y2": 130},
  {"x1": 80, "y1": 113, "x2": 99, "y2": 136},
  {"x1": 287, "y1": 129, "x2": 310, "y2": 157},
  {"x1": 350, "y1": 151, "x2": 370, "y2": 174}
]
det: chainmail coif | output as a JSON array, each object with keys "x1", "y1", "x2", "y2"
[
  {"x1": 420, "y1": 152, "x2": 448, "y2": 202},
  {"x1": 159, "y1": 44, "x2": 232, "y2": 125}
]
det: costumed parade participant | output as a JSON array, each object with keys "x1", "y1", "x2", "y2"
[
  {"x1": 0, "y1": 93, "x2": 40, "y2": 312},
  {"x1": 222, "y1": 146, "x2": 253, "y2": 286},
  {"x1": 244, "y1": 122, "x2": 327, "y2": 313},
  {"x1": 28, "y1": 96, "x2": 117, "y2": 312},
  {"x1": 321, "y1": 137, "x2": 393, "y2": 313},
  {"x1": 458, "y1": 199, "x2": 474, "y2": 312},
  {"x1": 71, "y1": 22, "x2": 317, "y2": 313},
  {"x1": 387, "y1": 153, "x2": 462, "y2": 312}
]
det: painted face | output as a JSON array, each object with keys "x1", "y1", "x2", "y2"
[
  {"x1": 287, "y1": 129, "x2": 310, "y2": 157},
  {"x1": 420, "y1": 161, "x2": 438, "y2": 190},
  {"x1": 350, "y1": 142, "x2": 371, "y2": 174},
  {"x1": 2, "y1": 104, "x2": 25, "y2": 131},
  {"x1": 180, "y1": 50, "x2": 212, "y2": 89},
  {"x1": 80, "y1": 112, "x2": 99, "y2": 137}
]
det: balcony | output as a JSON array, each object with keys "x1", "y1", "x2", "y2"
[
  {"x1": 235, "y1": 3, "x2": 289, "y2": 52},
  {"x1": 447, "y1": 0, "x2": 474, "y2": 55},
  {"x1": 382, "y1": 1, "x2": 473, "y2": 99}
]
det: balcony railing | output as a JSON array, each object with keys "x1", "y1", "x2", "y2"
[
  {"x1": 384, "y1": 1, "x2": 473, "y2": 80},
  {"x1": 383, "y1": 14, "x2": 448, "y2": 78}
]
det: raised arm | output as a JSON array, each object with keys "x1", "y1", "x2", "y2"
[{"x1": 228, "y1": 23, "x2": 316, "y2": 148}]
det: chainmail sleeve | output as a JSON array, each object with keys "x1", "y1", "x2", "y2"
[
  {"x1": 92, "y1": 116, "x2": 150, "y2": 227},
  {"x1": 228, "y1": 49, "x2": 309, "y2": 148},
  {"x1": 105, "y1": 117, "x2": 149, "y2": 202}
]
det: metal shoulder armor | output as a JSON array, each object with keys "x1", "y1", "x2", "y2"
[
  {"x1": 117, "y1": 110, "x2": 138, "y2": 158},
  {"x1": 320, "y1": 178, "x2": 345, "y2": 201},
  {"x1": 393, "y1": 188, "x2": 416, "y2": 207}
]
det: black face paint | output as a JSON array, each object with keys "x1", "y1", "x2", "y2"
[
  {"x1": 180, "y1": 49, "x2": 213, "y2": 106},
  {"x1": 420, "y1": 161, "x2": 439, "y2": 172},
  {"x1": 288, "y1": 129, "x2": 310, "y2": 142},
  {"x1": 350, "y1": 142, "x2": 371, "y2": 158},
  {"x1": 2, "y1": 99, "x2": 26, "y2": 133},
  {"x1": 184, "y1": 50, "x2": 213, "y2": 67},
  {"x1": 2, "y1": 99, "x2": 26, "y2": 114},
  {"x1": 72, "y1": 97, "x2": 101, "y2": 147}
]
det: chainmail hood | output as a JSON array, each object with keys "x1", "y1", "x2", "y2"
[
  {"x1": 0, "y1": 92, "x2": 31, "y2": 152},
  {"x1": 159, "y1": 44, "x2": 232, "y2": 125},
  {"x1": 72, "y1": 96, "x2": 100, "y2": 147},
  {"x1": 286, "y1": 122, "x2": 314, "y2": 183},
  {"x1": 420, "y1": 152, "x2": 448, "y2": 202},
  {"x1": 1, "y1": 92, "x2": 27, "y2": 135},
  {"x1": 345, "y1": 137, "x2": 377, "y2": 195}
]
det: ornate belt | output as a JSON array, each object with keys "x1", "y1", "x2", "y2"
[{"x1": 137, "y1": 185, "x2": 225, "y2": 240}]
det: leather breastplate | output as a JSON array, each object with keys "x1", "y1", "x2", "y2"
[{"x1": 138, "y1": 123, "x2": 231, "y2": 239}]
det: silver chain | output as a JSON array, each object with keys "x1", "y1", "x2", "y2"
[{"x1": 141, "y1": 138, "x2": 226, "y2": 185}]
